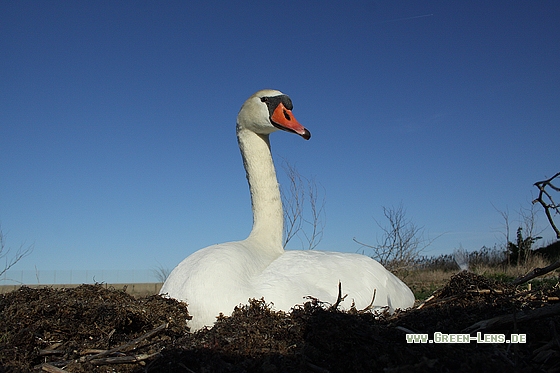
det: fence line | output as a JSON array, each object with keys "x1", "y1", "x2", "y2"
[{"x1": 0, "y1": 269, "x2": 159, "y2": 285}]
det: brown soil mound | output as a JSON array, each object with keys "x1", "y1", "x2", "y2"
[{"x1": 1, "y1": 272, "x2": 559, "y2": 372}]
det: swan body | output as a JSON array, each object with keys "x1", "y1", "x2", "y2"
[{"x1": 160, "y1": 89, "x2": 415, "y2": 330}]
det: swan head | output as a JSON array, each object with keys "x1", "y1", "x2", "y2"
[{"x1": 237, "y1": 89, "x2": 311, "y2": 140}]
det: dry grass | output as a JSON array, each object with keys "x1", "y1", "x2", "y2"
[
  {"x1": 399, "y1": 253, "x2": 560, "y2": 300},
  {"x1": 471, "y1": 254, "x2": 552, "y2": 279},
  {"x1": 397, "y1": 269, "x2": 455, "y2": 300}
]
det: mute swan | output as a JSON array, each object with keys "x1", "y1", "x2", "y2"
[{"x1": 160, "y1": 89, "x2": 415, "y2": 330}]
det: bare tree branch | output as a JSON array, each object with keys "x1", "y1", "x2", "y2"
[
  {"x1": 492, "y1": 204, "x2": 511, "y2": 264},
  {"x1": 301, "y1": 176, "x2": 326, "y2": 250},
  {"x1": 280, "y1": 162, "x2": 326, "y2": 250},
  {"x1": 533, "y1": 172, "x2": 560, "y2": 239},
  {"x1": 281, "y1": 162, "x2": 304, "y2": 248},
  {"x1": 0, "y1": 225, "x2": 34, "y2": 279}
]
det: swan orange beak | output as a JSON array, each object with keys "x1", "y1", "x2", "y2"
[{"x1": 271, "y1": 103, "x2": 311, "y2": 140}]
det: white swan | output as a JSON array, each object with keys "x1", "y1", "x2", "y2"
[{"x1": 160, "y1": 89, "x2": 415, "y2": 330}]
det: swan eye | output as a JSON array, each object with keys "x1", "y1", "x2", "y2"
[{"x1": 260, "y1": 97, "x2": 269, "y2": 103}]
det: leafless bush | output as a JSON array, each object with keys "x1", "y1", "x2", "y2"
[
  {"x1": 354, "y1": 204, "x2": 439, "y2": 271},
  {"x1": 414, "y1": 254, "x2": 458, "y2": 271},
  {"x1": 153, "y1": 263, "x2": 171, "y2": 283},
  {"x1": 467, "y1": 245, "x2": 507, "y2": 267},
  {"x1": 0, "y1": 225, "x2": 34, "y2": 280},
  {"x1": 495, "y1": 204, "x2": 544, "y2": 266},
  {"x1": 281, "y1": 162, "x2": 326, "y2": 250},
  {"x1": 414, "y1": 245, "x2": 507, "y2": 272}
]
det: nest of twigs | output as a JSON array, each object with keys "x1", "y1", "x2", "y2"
[{"x1": 1, "y1": 271, "x2": 560, "y2": 372}]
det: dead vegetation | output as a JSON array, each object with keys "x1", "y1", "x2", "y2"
[{"x1": 1, "y1": 271, "x2": 560, "y2": 373}]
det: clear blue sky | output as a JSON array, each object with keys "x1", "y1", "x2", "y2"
[{"x1": 1, "y1": 1, "x2": 559, "y2": 279}]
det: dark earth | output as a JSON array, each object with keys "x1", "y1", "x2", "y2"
[{"x1": 1, "y1": 271, "x2": 559, "y2": 372}]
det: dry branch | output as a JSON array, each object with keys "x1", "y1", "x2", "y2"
[
  {"x1": 511, "y1": 260, "x2": 560, "y2": 285},
  {"x1": 281, "y1": 161, "x2": 326, "y2": 250},
  {"x1": 353, "y1": 204, "x2": 441, "y2": 271},
  {"x1": 329, "y1": 281, "x2": 347, "y2": 310},
  {"x1": 89, "y1": 351, "x2": 161, "y2": 366},
  {"x1": 38, "y1": 349, "x2": 64, "y2": 356},
  {"x1": 0, "y1": 226, "x2": 34, "y2": 277},
  {"x1": 533, "y1": 172, "x2": 560, "y2": 239},
  {"x1": 416, "y1": 295, "x2": 435, "y2": 310},
  {"x1": 463, "y1": 302, "x2": 560, "y2": 333},
  {"x1": 36, "y1": 322, "x2": 168, "y2": 369},
  {"x1": 416, "y1": 294, "x2": 461, "y2": 308},
  {"x1": 84, "y1": 322, "x2": 168, "y2": 361}
]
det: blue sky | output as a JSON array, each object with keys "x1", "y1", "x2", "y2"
[{"x1": 1, "y1": 1, "x2": 559, "y2": 281}]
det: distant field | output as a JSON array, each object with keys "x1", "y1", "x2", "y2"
[{"x1": 0, "y1": 282, "x2": 163, "y2": 297}]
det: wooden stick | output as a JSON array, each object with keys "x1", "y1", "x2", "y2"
[
  {"x1": 40, "y1": 364, "x2": 67, "y2": 373},
  {"x1": 416, "y1": 295, "x2": 435, "y2": 310},
  {"x1": 89, "y1": 351, "x2": 161, "y2": 366},
  {"x1": 39, "y1": 349, "x2": 65, "y2": 356},
  {"x1": 80, "y1": 349, "x2": 107, "y2": 355}
]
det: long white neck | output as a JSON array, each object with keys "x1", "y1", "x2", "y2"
[{"x1": 237, "y1": 125, "x2": 284, "y2": 255}]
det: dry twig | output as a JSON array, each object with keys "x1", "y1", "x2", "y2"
[
  {"x1": 329, "y1": 281, "x2": 347, "y2": 310},
  {"x1": 359, "y1": 289, "x2": 377, "y2": 313},
  {"x1": 36, "y1": 322, "x2": 168, "y2": 369}
]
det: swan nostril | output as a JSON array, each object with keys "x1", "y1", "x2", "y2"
[{"x1": 283, "y1": 109, "x2": 291, "y2": 121}]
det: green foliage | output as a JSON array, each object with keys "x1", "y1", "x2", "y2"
[{"x1": 507, "y1": 227, "x2": 542, "y2": 265}]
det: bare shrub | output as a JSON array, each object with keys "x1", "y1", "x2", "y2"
[
  {"x1": 414, "y1": 254, "x2": 458, "y2": 271},
  {"x1": 354, "y1": 204, "x2": 439, "y2": 271},
  {"x1": 0, "y1": 225, "x2": 34, "y2": 280},
  {"x1": 495, "y1": 205, "x2": 545, "y2": 266},
  {"x1": 153, "y1": 263, "x2": 171, "y2": 283},
  {"x1": 414, "y1": 245, "x2": 506, "y2": 272},
  {"x1": 280, "y1": 162, "x2": 326, "y2": 250},
  {"x1": 467, "y1": 245, "x2": 506, "y2": 267}
]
